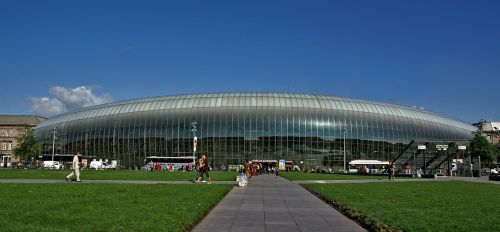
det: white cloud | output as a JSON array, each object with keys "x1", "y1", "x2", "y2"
[
  {"x1": 29, "y1": 97, "x2": 67, "y2": 117},
  {"x1": 30, "y1": 86, "x2": 112, "y2": 117}
]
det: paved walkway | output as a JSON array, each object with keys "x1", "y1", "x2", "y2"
[
  {"x1": 192, "y1": 174, "x2": 366, "y2": 232},
  {"x1": 293, "y1": 175, "x2": 500, "y2": 185},
  {"x1": 0, "y1": 179, "x2": 235, "y2": 184},
  {"x1": 1, "y1": 175, "x2": 497, "y2": 185}
]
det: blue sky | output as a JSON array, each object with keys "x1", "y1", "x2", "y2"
[{"x1": 1, "y1": 0, "x2": 499, "y2": 123}]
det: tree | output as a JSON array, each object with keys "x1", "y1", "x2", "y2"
[
  {"x1": 13, "y1": 127, "x2": 41, "y2": 164},
  {"x1": 470, "y1": 125, "x2": 495, "y2": 166}
]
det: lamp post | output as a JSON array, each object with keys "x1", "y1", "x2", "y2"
[
  {"x1": 51, "y1": 126, "x2": 57, "y2": 162},
  {"x1": 343, "y1": 128, "x2": 347, "y2": 173},
  {"x1": 458, "y1": 145, "x2": 466, "y2": 176},
  {"x1": 191, "y1": 121, "x2": 197, "y2": 166},
  {"x1": 417, "y1": 145, "x2": 426, "y2": 177}
]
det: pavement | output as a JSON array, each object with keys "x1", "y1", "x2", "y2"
[
  {"x1": 293, "y1": 175, "x2": 500, "y2": 185},
  {"x1": 192, "y1": 174, "x2": 366, "y2": 232},
  {"x1": 0, "y1": 175, "x2": 497, "y2": 185},
  {"x1": 0, "y1": 179, "x2": 235, "y2": 184}
]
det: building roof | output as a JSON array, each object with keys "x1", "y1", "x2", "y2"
[
  {"x1": 0, "y1": 115, "x2": 46, "y2": 126},
  {"x1": 36, "y1": 92, "x2": 476, "y2": 132},
  {"x1": 479, "y1": 121, "x2": 500, "y2": 132}
]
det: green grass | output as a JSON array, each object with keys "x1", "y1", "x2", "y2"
[
  {"x1": 0, "y1": 169, "x2": 237, "y2": 181},
  {"x1": 304, "y1": 181, "x2": 500, "y2": 232},
  {"x1": 280, "y1": 172, "x2": 393, "y2": 180},
  {"x1": 0, "y1": 183, "x2": 232, "y2": 232}
]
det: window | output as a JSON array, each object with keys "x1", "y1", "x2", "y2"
[{"x1": 1, "y1": 141, "x2": 12, "y2": 150}]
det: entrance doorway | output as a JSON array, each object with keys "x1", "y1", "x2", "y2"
[{"x1": 1, "y1": 155, "x2": 10, "y2": 168}]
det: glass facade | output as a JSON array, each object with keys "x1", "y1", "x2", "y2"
[{"x1": 34, "y1": 93, "x2": 476, "y2": 169}]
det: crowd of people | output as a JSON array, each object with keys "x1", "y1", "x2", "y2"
[{"x1": 239, "y1": 161, "x2": 280, "y2": 177}]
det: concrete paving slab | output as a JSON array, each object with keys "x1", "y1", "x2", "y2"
[{"x1": 192, "y1": 174, "x2": 366, "y2": 232}]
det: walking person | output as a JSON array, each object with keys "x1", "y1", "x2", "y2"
[
  {"x1": 195, "y1": 153, "x2": 212, "y2": 184},
  {"x1": 66, "y1": 152, "x2": 81, "y2": 182},
  {"x1": 391, "y1": 164, "x2": 396, "y2": 181},
  {"x1": 194, "y1": 154, "x2": 204, "y2": 183},
  {"x1": 387, "y1": 164, "x2": 392, "y2": 181}
]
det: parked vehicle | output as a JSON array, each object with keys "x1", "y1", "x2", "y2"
[
  {"x1": 89, "y1": 160, "x2": 115, "y2": 170},
  {"x1": 43, "y1": 161, "x2": 62, "y2": 169}
]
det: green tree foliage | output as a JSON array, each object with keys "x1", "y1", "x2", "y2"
[
  {"x1": 470, "y1": 125, "x2": 495, "y2": 165},
  {"x1": 13, "y1": 127, "x2": 41, "y2": 163}
]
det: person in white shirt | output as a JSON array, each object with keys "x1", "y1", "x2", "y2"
[
  {"x1": 491, "y1": 168, "x2": 498, "y2": 175},
  {"x1": 66, "y1": 152, "x2": 81, "y2": 182}
]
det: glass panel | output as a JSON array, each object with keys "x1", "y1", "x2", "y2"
[
  {"x1": 216, "y1": 97, "x2": 223, "y2": 107},
  {"x1": 88, "y1": 109, "x2": 99, "y2": 118},
  {"x1": 262, "y1": 96, "x2": 269, "y2": 107},
  {"x1": 256, "y1": 97, "x2": 263, "y2": 107},
  {"x1": 312, "y1": 99, "x2": 320, "y2": 108},
  {"x1": 339, "y1": 101, "x2": 347, "y2": 111},
  {"x1": 175, "y1": 98, "x2": 184, "y2": 109},
  {"x1": 221, "y1": 97, "x2": 229, "y2": 107}
]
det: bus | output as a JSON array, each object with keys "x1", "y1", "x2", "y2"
[
  {"x1": 143, "y1": 156, "x2": 195, "y2": 172},
  {"x1": 348, "y1": 160, "x2": 390, "y2": 174}
]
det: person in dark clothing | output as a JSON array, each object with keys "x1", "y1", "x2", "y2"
[
  {"x1": 195, "y1": 153, "x2": 212, "y2": 184},
  {"x1": 388, "y1": 164, "x2": 393, "y2": 180}
]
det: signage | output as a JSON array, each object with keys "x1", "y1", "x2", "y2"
[
  {"x1": 418, "y1": 145, "x2": 426, "y2": 150},
  {"x1": 436, "y1": 144, "x2": 448, "y2": 151},
  {"x1": 278, "y1": 159, "x2": 285, "y2": 171},
  {"x1": 458, "y1": 145, "x2": 467, "y2": 150}
]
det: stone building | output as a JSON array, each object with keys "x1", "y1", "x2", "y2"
[
  {"x1": 481, "y1": 121, "x2": 500, "y2": 144},
  {"x1": 1, "y1": 115, "x2": 45, "y2": 167}
]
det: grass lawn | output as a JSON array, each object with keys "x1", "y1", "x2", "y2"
[
  {"x1": 0, "y1": 169, "x2": 237, "y2": 181},
  {"x1": 280, "y1": 172, "x2": 393, "y2": 180},
  {"x1": 304, "y1": 181, "x2": 500, "y2": 232},
  {"x1": 0, "y1": 183, "x2": 232, "y2": 232}
]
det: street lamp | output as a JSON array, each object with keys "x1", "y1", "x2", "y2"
[
  {"x1": 191, "y1": 121, "x2": 197, "y2": 166},
  {"x1": 458, "y1": 145, "x2": 467, "y2": 176},
  {"x1": 51, "y1": 126, "x2": 57, "y2": 162},
  {"x1": 417, "y1": 145, "x2": 426, "y2": 176},
  {"x1": 343, "y1": 128, "x2": 347, "y2": 173}
]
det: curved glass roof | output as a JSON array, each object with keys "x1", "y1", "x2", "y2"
[{"x1": 36, "y1": 92, "x2": 476, "y2": 131}]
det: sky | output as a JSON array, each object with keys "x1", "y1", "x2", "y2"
[{"x1": 1, "y1": 0, "x2": 499, "y2": 123}]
